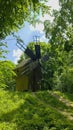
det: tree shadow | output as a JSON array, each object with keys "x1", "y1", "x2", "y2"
[
  {"x1": 0, "y1": 90, "x2": 73, "y2": 129},
  {"x1": 64, "y1": 93, "x2": 73, "y2": 102}
]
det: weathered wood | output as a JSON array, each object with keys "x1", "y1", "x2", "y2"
[
  {"x1": 32, "y1": 63, "x2": 41, "y2": 91},
  {"x1": 19, "y1": 60, "x2": 39, "y2": 76}
]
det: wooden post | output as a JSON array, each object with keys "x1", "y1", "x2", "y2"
[{"x1": 32, "y1": 63, "x2": 41, "y2": 91}]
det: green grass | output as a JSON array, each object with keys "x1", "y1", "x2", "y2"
[{"x1": 0, "y1": 90, "x2": 73, "y2": 130}]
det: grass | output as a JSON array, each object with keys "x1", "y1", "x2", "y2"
[{"x1": 0, "y1": 90, "x2": 73, "y2": 130}]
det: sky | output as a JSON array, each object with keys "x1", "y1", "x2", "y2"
[{"x1": 3, "y1": 0, "x2": 60, "y2": 64}]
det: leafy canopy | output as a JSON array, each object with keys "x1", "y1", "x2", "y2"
[
  {"x1": 0, "y1": 0, "x2": 49, "y2": 39},
  {"x1": 43, "y1": 0, "x2": 73, "y2": 92},
  {"x1": 44, "y1": 0, "x2": 73, "y2": 47}
]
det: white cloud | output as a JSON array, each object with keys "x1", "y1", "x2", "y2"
[
  {"x1": 30, "y1": 23, "x2": 44, "y2": 33},
  {"x1": 41, "y1": 14, "x2": 54, "y2": 22},
  {"x1": 13, "y1": 49, "x2": 23, "y2": 64},
  {"x1": 46, "y1": 0, "x2": 60, "y2": 10},
  {"x1": 40, "y1": 35, "x2": 48, "y2": 43},
  {"x1": 30, "y1": 0, "x2": 60, "y2": 34},
  {"x1": 30, "y1": 14, "x2": 53, "y2": 33}
]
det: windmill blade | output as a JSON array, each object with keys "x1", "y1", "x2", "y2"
[
  {"x1": 13, "y1": 34, "x2": 26, "y2": 51},
  {"x1": 35, "y1": 44, "x2": 41, "y2": 59},
  {"x1": 16, "y1": 42, "x2": 26, "y2": 51},
  {"x1": 25, "y1": 47, "x2": 36, "y2": 61},
  {"x1": 17, "y1": 37, "x2": 24, "y2": 43},
  {"x1": 16, "y1": 40, "x2": 36, "y2": 60}
]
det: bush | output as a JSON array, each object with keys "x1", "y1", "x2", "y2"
[
  {"x1": 0, "y1": 60, "x2": 16, "y2": 91},
  {"x1": 53, "y1": 68, "x2": 73, "y2": 93}
]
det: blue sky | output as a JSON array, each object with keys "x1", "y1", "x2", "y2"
[{"x1": 3, "y1": 0, "x2": 59, "y2": 64}]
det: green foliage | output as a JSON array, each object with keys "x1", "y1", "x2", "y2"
[
  {"x1": 52, "y1": 50, "x2": 73, "y2": 93},
  {"x1": 17, "y1": 53, "x2": 25, "y2": 63},
  {"x1": 0, "y1": 0, "x2": 49, "y2": 39},
  {"x1": 0, "y1": 42, "x2": 8, "y2": 59},
  {"x1": 44, "y1": 0, "x2": 73, "y2": 46},
  {"x1": 54, "y1": 67, "x2": 73, "y2": 93},
  {"x1": 28, "y1": 42, "x2": 50, "y2": 55},
  {"x1": 43, "y1": 0, "x2": 73, "y2": 93},
  {"x1": 0, "y1": 90, "x2": 73, "y2": 130},
  {"x1": 0, "y1": 60, "x2": 16, "y2": 91},
  {"x1": 41, "y1": 57, "x2": 58, "y2": 90}
]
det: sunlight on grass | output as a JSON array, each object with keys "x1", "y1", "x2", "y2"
[{"x1": 0, "y1": 90, "x2": 73, "y2": 130}]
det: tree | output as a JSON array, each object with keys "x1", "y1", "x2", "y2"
[
  {"x1": 53, "y1": 50, "x2": 73, "y2": 93},
  {"x1": 0, "y1": 0, "x2": 49, "y2": 39},
  {"x1": 44, "y1": 0, "x2": 73, "y2": 47},
  {"x1": 0, "y1": 60, "x2": 16, "y2": 91},
  {"x1": 43, "y1": 0, "x2": 73, "y2": 92}
]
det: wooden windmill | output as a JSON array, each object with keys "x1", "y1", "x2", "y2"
[{"x1": 14, "y1": 36, "x2": 49, "y2": 91}]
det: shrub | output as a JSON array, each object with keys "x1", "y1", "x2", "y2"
[{"x1": 53, "y1": 67, "x2": 73, "y2": 93}]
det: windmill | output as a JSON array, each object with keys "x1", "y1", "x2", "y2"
[{"x1": 14, "y1": 35, "x2": 49, "y2": 91}]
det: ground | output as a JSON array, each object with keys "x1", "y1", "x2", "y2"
[{"x1": 0, "y1": 90, "x2": 73, "y2": 130}]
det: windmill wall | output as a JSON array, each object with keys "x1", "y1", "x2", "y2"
[
  {"x1": 16, "y1": 75, "x2": 29, "y2": 91},
  {"x1": 14, "y1": 59, "x2": 41, "y2": 91}
]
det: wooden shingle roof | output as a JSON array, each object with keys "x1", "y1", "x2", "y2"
[
  {"x1": 14, "y1": 58, "x2": 31, "y2": 70},
  {"x1": 14, "y1": 58, "x2": 39, "y2": 76}
]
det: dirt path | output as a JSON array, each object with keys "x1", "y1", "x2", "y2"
[{"x1": 32, "y1": 91, "x2": 73, "y2": 121}]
